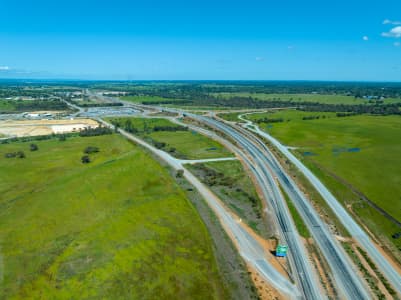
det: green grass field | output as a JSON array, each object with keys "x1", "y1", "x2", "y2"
[
  {"x1": 217, "y1": 112, "x2": 252, "y2": 122},
  {"x1": 245, "y1": 110, "x2": 401, "y2": 253},
  {"x1": 0, "y1": 135, "x2": 228, "y2": 299},
  {"x1": 213, "y1": 92, "x2": 401, "y2": 105},
  {"x1": 0, "y1": 100, "x2": 17, "y2": 112},
  {"x1": 106, "y1": 117, "x2": 233, "y2": 159}
]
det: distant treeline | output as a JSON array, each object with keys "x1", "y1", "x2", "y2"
[
  {"x1": 254, "y1": 117, "x2": 284, "y2": 124},
  {"x1": 297, "y1": 102, "x2": 401, "y2": 115},
  {"x1": 0, "y1": 99, "x2": 68, "y2": 112},
  {"x1": 153, "y1": 125, "x2": 188, "y2": 132},
  {"x1": 85, "y1": 81, "x2": 401, "y2": 99},
  {"x1": 111, "y1": 119, "x2": 188, "y2": 134},
  {"x1": 336, "y1": 112, "x2": 358, "y2": 117},
  {"x1": 2, "y1": 80, "x2": 401, "y2": 99},
  {"x1": 141, "y1": 94, "x2": 401, "y2": 115},
  {"x1": 142, "y1": 100, "x2": 192, "y2": 105},
  {"x1": 70, "y1": 101, "x2": 123, "y2": 108},
  {"x1": 253, "y1": 113, "x2": 363, "y2": 123}
]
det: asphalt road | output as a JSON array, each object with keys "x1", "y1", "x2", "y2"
[
  {"x1": 240, "y1": 113, "x2": 401, "y2": 296},
  {"x1": 91, "y1": 95, "x2": 384, "y2": 298},
  {"x1": 97, "y1": 118, "x2": 300, "y2": 299},
  {"x1": 149, "y1": 109, "x2": 322, "y2": 299},
  {"x1": 181, "y1": 112, "x2": 370, "y2": 300},
  {"x1": 99, "y1": 100, "x2": 324, "y2": 299}
]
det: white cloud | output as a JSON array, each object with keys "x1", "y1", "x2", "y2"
[
  {"x1": 255, "y1": 57, "x2": 265, "y2": 61},
  {"x1": 383, "y1": 19, "x2": 401, "y2": 25},
  {"x1": 362, "y1": 36, "x2": 369, "y2": 41},
  {"x1": 395, "y1": 42, "x2": 401, "y2": 47},
  {"x1": 0, "y1": 66, "x2": 10, "y2": 71},
  {"x1": 382, "y1": 26, "x2": 401, "y2": 38}
]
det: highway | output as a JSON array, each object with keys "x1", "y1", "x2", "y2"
[
  {"x1": 92, "y1": 93, "x2": 375, "y2": 298},
  {"x1": 239, "y1": 112, "x2": 401, "y2": 296},
  {"x1": 78, "y1": 92, "x2": 399, "y2": 298},
  {"x1": 180, "y1": 112, "x2": 370, "y2": 300},
  {"x1": 95, "y1": 96, "x2": 325, "y2": 299},
  {"x1": 97, "y1": 117, "x2": 300, "y2": 299},
  {"x1": 154, "y1": 110, "x2": 323, "y2": 300}
]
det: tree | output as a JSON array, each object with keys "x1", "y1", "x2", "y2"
[
  {"x1": 124, "y1": 119, "x2": 132, "y2": 132},
  {"x1": 81, "y1": 155, "x2": 91, "y2": 164},
  {"x1": 176, "y1": 169, "x2": 184, "y2": 178},
  {"x1": 17, "y1": 151, "x2": 25, "y2": 158},
  {"x1": 84, "y1": 146, "x2": 99, "y2": 154},
  {"x1": 154, "y1": 141, "x2": 166, "y2": 149},
  {"x1": 30, "y1": 143, "x2": 38, "y2": 151}
]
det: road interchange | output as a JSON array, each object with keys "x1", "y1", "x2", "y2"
[
  {"x1": 178, "y1": 111, "x2": 370, "y2": 300},
  {"x1": 236, "y1": 112, "x2": 401, "y2": 297},
  {"x1": 89, "y1": 92, "x2": 401, "y2": 299},
  {"x1": 96, "y1": 117, "x2": 300, "y2": 299}
]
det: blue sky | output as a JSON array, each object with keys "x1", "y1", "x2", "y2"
[{"x1": 0, "y1": 0, "x2": 400, "y2": 81}]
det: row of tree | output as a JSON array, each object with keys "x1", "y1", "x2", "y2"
[
  {"x1": 111, "y1": 119, "x2": 188, "y2": 134},
  {"x1": 79, "y1": 126, "x2": 112, "y2": 137},
  {"x1": 70, "y1": 101, "x2": 123, "y2": 108}
]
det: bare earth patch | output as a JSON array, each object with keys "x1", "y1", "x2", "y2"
[
  {"x1": 247, "y1": 265, "x2": 285, "y2": 300},
  {"x1": 0, "y1": 119, "x2": 99, "y2": 137}
]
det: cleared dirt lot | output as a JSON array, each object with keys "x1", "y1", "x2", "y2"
[{"x1": 0, "y1": 119, "x2": 99, "y2": 137}]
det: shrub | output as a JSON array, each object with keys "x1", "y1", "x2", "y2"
[
  {"x1": 176, "y1": 169, "x2": 184, "y2": 178},
  {"x1": 84, "y1": 146, "x2": 100, "y2": 154},
  {"x1": 5, "y1": 151, "x2": 25, "y2": 158},
  {"x1": 81, "y1": 155, "x2": 91, "y2": 164}
]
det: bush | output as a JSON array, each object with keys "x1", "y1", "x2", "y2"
[
  {"x1": 84, "y1": 146, "x2": 100, "y2": 154},
  {"x1": 81, "y1": 155, "x2": 91, "y2": 164},
  {"x1": 176, "y1": 169, "x2": 184, "y2": 178},
  {"x1": 4, "y1": 152, "x2": 16, "y2": 158},
  {"x1": 4, "y1": 151, "x2": 25, "y2": 158},
  {"x1": 79, "y1": 126, "x2": 112, "y2": 137},
  {"x1": 154, "y1": 141, "x2": 166, "y2": 149},
  {"x1": 30, "y1": 144, "x2": 38, "y2": 151}
]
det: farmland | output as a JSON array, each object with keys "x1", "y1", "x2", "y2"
[
  {"x1": 105, "y1": 117, "x2": 233, "y2": 159},
  {"x1": 243, "y1": 110, "x2": 401, "y2": 254},
  {"x1": 0, "y1": 134, "x2": 228, "y2": 299},
  {"x1": 212, "y1": 92, "x2": 401, "y2": 105}
]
